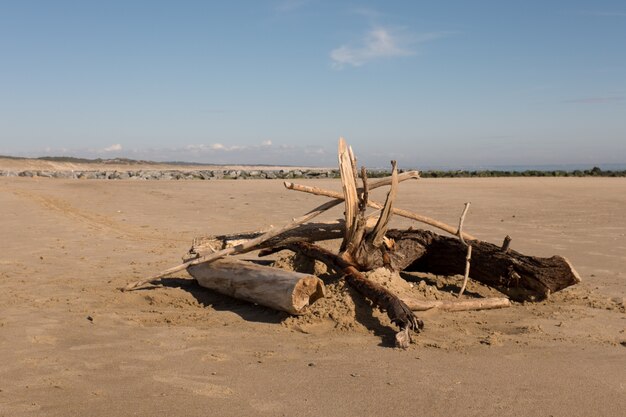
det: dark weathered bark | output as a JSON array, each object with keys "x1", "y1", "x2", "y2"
[{"x1": 354, "y1": 229, "x2": 580, "y2": 300}]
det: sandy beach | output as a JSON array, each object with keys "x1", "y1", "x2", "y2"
[{"x1": 1, "y1": 175, "x2": 624, "y2": 416}]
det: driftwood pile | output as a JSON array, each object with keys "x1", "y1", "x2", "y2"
[{"x1": 124, "y1": 138, "x2": 581, "y2": 348}]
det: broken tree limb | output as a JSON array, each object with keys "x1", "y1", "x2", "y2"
[
  {"x1": 456, "y1": 202, "x2": 472, "y2": 297},
  {"x1": 458, "y1": 245, "x2": 472, "y2": 297},
  {"x1": 283, "y1": 182, "x2": 478, "y2": 241},
  {"x1": 188, "y1": 258, "x2": 325, "y2": 315},
  {"x1": 456, "y1": 202, "x2": 471, "y2": 246},
  {"x1": 400, "y1": 296, "x2": 511, "y2": 312},
  {"x1": 370, "y1": 161, "x2": 398, "y2": 247},
  {"x1": 383, "y1": 229, "x2": 581, "y2": 300},
  {"x1": 183, "y1": 221, "x2": 346, "y2": 262}
]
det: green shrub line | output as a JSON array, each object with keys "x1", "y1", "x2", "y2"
[{"x1": 367, "y1": 166, "x2": 626, "y2": 178}]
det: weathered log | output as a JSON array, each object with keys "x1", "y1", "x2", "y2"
[
  {"x1": 401, "y1": 297, "x2": 511, "y2": 312},
  {"x1": 187, "y1": 258, "x2": 325, "y2": 315},
  {"x1": 358, "y1": 229, "x2": 581, "y2": 300}
]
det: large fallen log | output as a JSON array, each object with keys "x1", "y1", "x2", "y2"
[
  {"x1": 187, "y1": 258, "x2": 325, "y2": 315},
  {"x1": 366, "y1": 229, "x2": 581, "y2": 300}
]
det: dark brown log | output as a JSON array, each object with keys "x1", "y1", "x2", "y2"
[{"x1": 357, "y1": 229, "x2": 581, "y2": 301}]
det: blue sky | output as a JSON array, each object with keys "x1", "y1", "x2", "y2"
[{"x1": 1, "y1": 0, "x2": 625, "y2": 168}]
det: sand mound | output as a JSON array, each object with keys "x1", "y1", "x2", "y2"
[{"x1": 273, "y1": 253, "x2": 464, "y2": 333}]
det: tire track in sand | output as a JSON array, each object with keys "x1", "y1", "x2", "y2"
[{"x1": 10, "y1": 189, "x2": 186, "y2": 243}]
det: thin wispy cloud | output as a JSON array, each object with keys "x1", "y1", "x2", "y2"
[
  {"x1": 330, "y1": 27, "x2": 447, "y2": 69},
  {"x1": 331, "y1": 27, "x2": 412, "y2": 68},
  {"x1": 564, "y1": 96, "x2": 625, "y2": 104}
]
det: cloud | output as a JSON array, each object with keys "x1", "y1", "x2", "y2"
[
  {"x1": 564, "y1": 96, "x2": 625, "y2": 104},
  {"x1": 261, "y1": 140, "x2": 272, "y2": 146},
  {"x1": 330, "y1": 27, "x2": 447, "y2": 69},
  {"x1": 102, "y1": 144, "x2": 122, "y2": 152}
]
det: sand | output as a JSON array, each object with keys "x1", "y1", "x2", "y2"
[{"x1": 0, "y1": 175, "x2": 625, "y2": 416}]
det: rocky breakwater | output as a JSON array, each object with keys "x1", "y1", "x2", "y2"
[{"x1": 0, "y1": 168, "x2": 340, "y2": 180}]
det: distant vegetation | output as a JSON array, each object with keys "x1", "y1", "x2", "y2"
[{"x1": 367, "y1": 166, "x2": 626, "y2": 178}]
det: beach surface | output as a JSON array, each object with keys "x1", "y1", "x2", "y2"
[{"x1": 1, "y1": 175, "x2": 624, "y2": 416}]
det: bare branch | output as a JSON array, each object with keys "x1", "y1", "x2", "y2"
[
  {"x1": 283, "y1": 182, "x2": 478, "y2": 241},
  {"x1": 371, "y1": 160, "x2": 398, "y2": 247}
]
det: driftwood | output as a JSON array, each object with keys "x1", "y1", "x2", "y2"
[
  {"x1": 124, "y1": 169, "x2": 419, "y2": 291},
  {"x1": 183, "y1": 221, "x2": 345, "y2": 262},
  {"x1": 128, "y1": 137, "x2": 581, "y2": 348},
  {"x1": 283, "y1": 181, "x2": 477, "y2": 241},
  {"x1": 183, "y1": 219, "x2": 580, "y2": 301},
  {"x1": 188, "y1": 258, "x2": 325, "y2": 315},
  {"x1": 401, "y1": 297, "x2": 511, "y2": 312},
  {"x1": 386, "y1": 229, "x2": 580, "y2": 300}
]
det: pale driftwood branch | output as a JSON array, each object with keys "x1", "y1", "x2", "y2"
[
  {"x1": 457, "y1": 202, "x2": 471, "y2": 246},
  {"x1": 458, "y1": 245, "x2": 472, "y2": 297},
  {"x1": 123, "y1": 197, "x2": 345, "y2": 291},
  {"x1": 184, "y1": 221, "x2": 345, "y2": 261},
  {"x1": 338, "y1": 138, "x2": 360, "y2": 250},
  {"x1": 283, "y1": 182, "x2": 478, "y2": 241},
  {"x1": 400, "y1": 296, "x2": 511, "y2": 312},
  {"x1": 456, "y1": 202, "x2": 472, "y2": 297},
  {"x1": 371, "y1": 160, "x2": 398, "y2": 247},
  {"x1": 188, "y1": 258, "x2": 325, "y2": 315}
]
